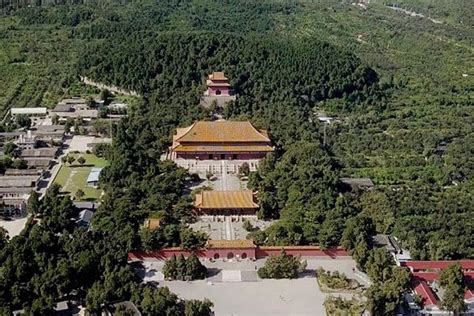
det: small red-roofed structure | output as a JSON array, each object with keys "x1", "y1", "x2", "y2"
[
  {"x1": 465, "y1": 288, "x2": 474, "y2": 301},
  {"x1": 414, "y1": 280, "x2": 438, "y2": 307}
]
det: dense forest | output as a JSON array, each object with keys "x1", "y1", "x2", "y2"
[{"x1": 0, "y1": 0, "x2": 472, "y2": 313}]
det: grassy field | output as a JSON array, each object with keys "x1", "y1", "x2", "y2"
[{"x1": 53, "y1": 154, "x2": 108, "y2": 201}]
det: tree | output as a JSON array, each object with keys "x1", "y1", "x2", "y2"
[
  {"x1": 61, "y1": 156, "x2": 67, "y2": 164},
  {"x1": 75, "y1": 189, "x2": 85, "y2": 200},
  {"x1": 0, "y1": 227, "x2": 8, "y2": 250},
  {"x1": 15, "y1": 114, "x2": 31, "y2": 128},
  {"x1": 243, "y1": 219, "x2": 255, "y2": 232},
  {"x1": 185, "y1": 254, "x2": 207, "y2": 280},
  {"x1": 11, "y1": 159, "x2": 27, "y2": 169},
  {"x1": 258, "y1": 250, "x2": 306, "y2": 279},
  {"x1": 64, "y1": 120, "x2": 71, "y2": 134},
  {"x1": 137, "y1": 287, "x2": 183, "y2": 315},
  {"x1": 4, "y1": 142, "x2": 19, "y2": 158},
  {"x1": 439, "y1": 263, "x2": 466, "y2": 314},
  {"x1": 180, "y1": 229, "x2": 207, "y2": 250},
  {"x1": 27, "y1": 191, "x2": 40, "y2": 215},
  {"x1": 163, "y1": 255, "x2": 178, "y2": 280},
  {"x1": 74, "y1": 117, "x2": 83, "y2": 133},
  {"x1": 239, "y1": 162, "x2": 250, "y2": 177},
  {"x1": 184, "y1": 299, "x2": 213, "y2": 316},
  {"x1": 51, "y1": 114, "x2": 59, "y2": 125},
  {"x1": 365, "y1": 248, "x2": 394, "y2": 282},
  {"x1": 100, "y1": 89, "x2": 112, "y2": 104},
  {"x1": 176, "y1": 255, "x2": 187, "y2": 280},
  {"x1": 78, "y1": 156, "x2": 86, "y2": 165},
  {"x1": 86, "y1": 96, "x2": 96, "y2": 108},
  {"x1": 67, "y1": 155, "x2": 76, "y2": 165}
]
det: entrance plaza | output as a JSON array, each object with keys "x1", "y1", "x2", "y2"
[
  {"x1": 190, "y1": 217, "x2": 273, "y2": 240},
  {"x1": 174, "y1": 158, "x2": 260, "y2": 175},
  {"x1": 137, "y1": 257, "x2": 363, "y2": 316}
]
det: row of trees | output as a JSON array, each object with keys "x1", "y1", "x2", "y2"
[
  {"x1": 140, "y1": 225, "x2": 208, "y2": 252},
  {"x1": 163, "y1": 254, "x2": 207, "y2": 281}
]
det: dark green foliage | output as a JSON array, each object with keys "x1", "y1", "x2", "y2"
[
  {"x1": 163, "y1": 253, "x2": 207, "y2": 280},
  {"x1": 0, "y1": 185, "x2": 133, "y2": 311},
  {"x1": 140, "y1": 225, "x2": 207, "y2": 251},
  {"x1": 184, "y1": 299, "x2": 214, "y2": 316},
  {"x1": 27, "y1": 190, "x2": 40, "y2": 215},
  {"x1": 14, "y1": 114, "x2": 31, "y2": 128},
  {"x1": 316, "y1": 267, "x2": 356, "y2": 290},
  {"x1": 366, "y1": 260, "x2": 411, "y2": 315},
  {"x1": 257, "y1": 250, "x2": 307, "y2": 279},
  {"x1": 11, "y1": 158, "x2": 27, "y2": 169},
  {"x1": 439, "y1": 263, "x2": 466, "y2": 313},
  {"x1": 3, "y1": 142, "x2": 19, "y2": 158}
]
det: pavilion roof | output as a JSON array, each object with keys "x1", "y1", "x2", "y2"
[
  {"x1": 208, "y1": 72, "x2": 228, "y2": 81},
  {"x1": 207, "y1": 239, "x2": 255, "y2": 249},
  {"x1": 206, "y1": 80, "x2": 230, "y2": 87},
  {"x1": 195, "y1": 190, "x2": 258, "y2": 209},
  {"x1": 174, "y1": 121, "x2": 270, "y2": 143}
]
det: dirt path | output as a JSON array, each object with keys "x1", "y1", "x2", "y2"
[{"x1": 80, "y1": 76, "x2": 141, "y2": 97}]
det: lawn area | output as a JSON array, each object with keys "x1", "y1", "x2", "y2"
[{"x1": 53, "y1": 154, "x2": 108, "y2": 201}]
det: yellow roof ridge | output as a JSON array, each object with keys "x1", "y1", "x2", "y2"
[
  {"x1": 174, "y1": 120, "x2": 270, "y2": 143},
  {"x1": 207, "y1": 239, "x2": 255, "y2": 249}
]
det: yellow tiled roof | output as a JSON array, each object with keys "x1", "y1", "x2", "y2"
[
  {"x1": 206, "y1": 80, "x2": 230, "y2": 87},
  {"x1": 174, "y1": 144, "x2": 274, "y2": 153},
  {"x1": 174, "y1": 121, "x2": 271, "y2": 143},
  {"x1": 194, "y1": 190, "x2": 259, "y2": 209},
  {"x1": 207, "y1": 239, "x2": 255, "y2": 249},
  {"x1": 208, "y1": 72, "x2": 228, "y2": 81}
]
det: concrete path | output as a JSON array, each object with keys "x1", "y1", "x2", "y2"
[
  {"x1": 225, "y1": 217, "x2": 232, "y2": 240},
  {"x1": 220, "y1": 160, "x2": 227, "y2": 190}
]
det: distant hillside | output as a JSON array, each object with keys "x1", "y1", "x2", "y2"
[{"x1": 373, "y1": 0, "x2": 473, "y2": 25}]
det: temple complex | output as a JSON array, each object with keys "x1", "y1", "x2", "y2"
[{"x1": 194, "y1": 190, "x2": 258, "y2": 217}]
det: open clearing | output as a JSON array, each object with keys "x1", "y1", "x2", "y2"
[{"x1": 53, "y1": 154, "x2": 107, "y2": 201}]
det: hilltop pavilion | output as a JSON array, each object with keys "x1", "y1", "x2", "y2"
[{"x1": 205, "y1": 72, "x2": 231, "y2": 96}]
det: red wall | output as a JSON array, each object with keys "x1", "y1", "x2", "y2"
[
  {"x1": 256, "y1": 247, "x2": 348, "y2": 259},
  {"x1": 208, "y1": 87, "x2": 230, "y2": 96},
  {"x1": 128, "y1": 246, "x2": 348, "y2": 261}
]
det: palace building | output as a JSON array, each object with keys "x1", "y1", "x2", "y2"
[
  {"x1": 205, "y1": 72, "x2": 231, "y2": 96},
  {"x1": 194, "y1": 190, "x2": 259, "y2": 217},
  {"x1": 170, "y1": 120, "x2": 273, "y2": 161}
]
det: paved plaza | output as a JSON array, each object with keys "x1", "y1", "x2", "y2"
[
  {"x1": 135, "y1": 257, "x2": 365, "y2": 315},
  {"x1": 67, "y1": 136, "x2": 112, "y2": 153},
  {"x1": 0, "y1": 217, "x2": 28, "y2": 238},
  {"x1": 163, "y1": 278, "x2": 328, "y2": 316},
  {"x1": 190, "y1": 217, "x2": 273, "y2": 240}
]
